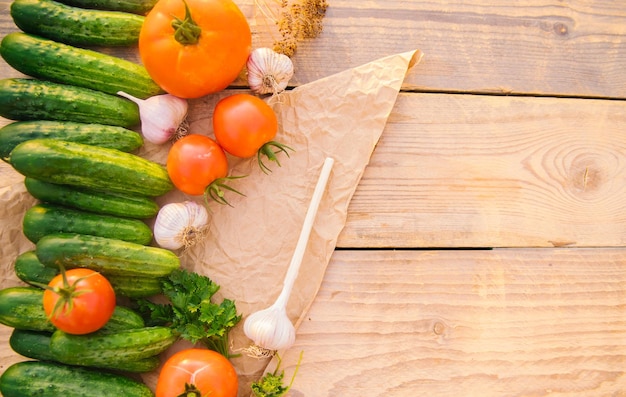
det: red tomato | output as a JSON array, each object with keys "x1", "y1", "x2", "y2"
[
  {"x1": 156, "y1": 348, "x2": 238, "y2": 397},
  {"x1": 213, "y1": 94, "x2": 278, "y2": 158},
  {"x1": 139, "y1": 0, "x2": 251, "y2": 98},
  {"x1": 43, "y1": 268, "x2": 116, "y2": 335},
  {"x1": 166, "y1": 134, "x2": 229, "y2": 196}
]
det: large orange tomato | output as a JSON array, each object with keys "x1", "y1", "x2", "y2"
[
  {"x1": 139, "y1": 0, "x2": 252, "y2": 98},
  {"x1": 156, "y1": 348, "x2": 238, "y2": 397}
]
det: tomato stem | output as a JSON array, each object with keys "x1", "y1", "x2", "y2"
[
  {"x1": 39, "y1": 265, "x2": 94, "y2": 320},
  {"x1": 172, "y1": 0, "x2": 202, "y2": 45},
  {"x1": 258, "y1": 141, "x2": 294, "y2": 174},
  {"x1": 204, "y1": 175, "x2": 247, "y2": 207},
  {"x1": 175, "y1": 383, "x2": 202, "y2": 397}
]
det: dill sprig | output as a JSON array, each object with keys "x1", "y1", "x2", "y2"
[{"x1": 256, "y1": 0, "x2": 328, "y2": 57}]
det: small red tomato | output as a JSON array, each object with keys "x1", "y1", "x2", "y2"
[
  {"x1": 43, "y1": 268, "x2": 116, "y2": 335},
  {"x1": 156, "y1": 348, "x2": 238, "y2": 397},
  {"x1": 213, "y1": 93, "x2": 291, "y2": 172},
  {"x1": 166, "y1": 134, "x2": 229, "y2": 196}
]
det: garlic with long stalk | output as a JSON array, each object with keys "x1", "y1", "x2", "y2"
[
  {"x1": 117, "y1": 91, "x2": 188, "y2": 144},
  {"x1": 246, "y1": 47, "x2": 294, "y2": 95},
  {"x1": 153, "y1": 201, "x2": 209, "y2": 250},
  {"x1": 244, "y1": 157, "x2": 334, "y2": 352}
]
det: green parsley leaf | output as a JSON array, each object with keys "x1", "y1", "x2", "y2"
[
  {"x1": 251, "y1": 352, "x2": 303, "y2": 397},
  {"x1": 136, "y1": 268, "x2": 241, "y2": 358}
]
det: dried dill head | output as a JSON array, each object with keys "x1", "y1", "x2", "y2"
[{"x1": 256, "y1": 0, "x2": 329, "y2": 57}]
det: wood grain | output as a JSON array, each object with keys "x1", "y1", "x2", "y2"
[
  {"x1": 244, "y1": 0, "x2": 626, "y2": 98},
  {"x1": 275, "y1": 249, "x2": 626, "y2": 397},
  {"x1": 338, "y1": 92, "x2": 626, "y2": 249}
]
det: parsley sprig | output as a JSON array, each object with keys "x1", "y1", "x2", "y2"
[
  {"x1": 251, "y1": 352, "x2": 303, "y2": 397},
  {"x1": 137, "y1": 268, "x2": 241, "y2": 358}
]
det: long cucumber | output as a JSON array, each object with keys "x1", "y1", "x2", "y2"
[
  {"x1": 0, "y1": 78, "x2": 139, "y2": 127},
  {"x1": 10, "y1": 139, "x2": 172, "y2": 197},
  {"x1": 0, "y1": 361, "x2": 155, "y2": 396},
  {"x1": 22, "y1": 203, "x2": 153, "y2": 245},
  {"x1": 10, "y1": 0, "x2": 145, "y2": 46},
  {"x1": 36, "y1": 233, "x2": 180, "y2": 277},
  {"x1": 9, "y1": 329, "x2": 161, "y2": 372},
  {"x1": 24, "y1": 177, "x2": 160, "y2": 219},
  {"x1": 1, "y1": 32, "x2": 162, "y2": 98},
  {"x1": 49, "y1": 326, "x2": 177, "y2": 366},
  {"x1": 0, "y1": 120, "x2": 143, "y2": 162}
]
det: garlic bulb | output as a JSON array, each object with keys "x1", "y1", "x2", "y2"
[
  {"x1": 246, "y1": 47, "x2": 294, "y2": 95},
  {"x1": 154, "y1": 201, "x2": 209, "y2": 250},
  {"x1": 244, "y1": 158, "x2": 334, "y2": 353},
  {"x1": 117, "y1": 91, "x2": 188, "y2": 144},
  {"x1": 244, "y1": 299, "x2": 296, "y2": 351}
]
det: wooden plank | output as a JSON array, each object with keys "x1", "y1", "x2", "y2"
[
  {"x1": 338, "y1": 92, "x2": 626, "y2": 248},
  {"x1": 274, "y1": 248, "x2": 626, "y2": 397},
  {"x1": 0, "y1": 1, "x2": 625, "y2": 98},
  {"x1": 247, "y1": 0, "x2": 626, "y2": 98}
]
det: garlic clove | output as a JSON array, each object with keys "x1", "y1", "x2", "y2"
[
  {"x1": 117, "y1": 91, "x2": 188, "y2": 144},
  {"x1": 243, "y1": 302, "x2": 296, "y2": 351},
  {"x1": 246, "y1": 47, "x2": 295, "y2": 95},
  {"x1": 154, "y1": 201, "x2": 209, "y2": 250}
]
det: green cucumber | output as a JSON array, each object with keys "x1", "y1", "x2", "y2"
[
  {"x1": 101, "y1": 305, "x2": 146, "y2": 331},
  {"x1": 15, "y1": 249, "x2": 163, "y2": 298},
  {"x1": 0, "y1": 78, "x2": 139, "y2": 127},
  {"x1": 54, "y1": 0, "x2": 158, "y2": 14},
  {"x1": 36, "y1": 233, "x2": 180, "y2": 277},
  {"x1": 0, "y1": 361, "x2": 154, "y2": 397},
  {"x1": 106, "y1": 274, "x2": 163, "y2": 298},
  {"x1": 10, "y1": 139, "x2": 172, "y2": 197},
  {"x1": 9, "y1": 329, "x2": 57, "y2": 362},
  {"x1": 50, "y1": 326, "x2": 177, "y2": 367},
  {"x1": 1, "y1": 32, "x2": 162, "y2": 99},
  {"x1": 14, "y1": 250, "x2": 59, "y2": 286},
  {"x1": 0, "y1": 286, "x2": 146, "y2": 331},
  {"x1": 0, "y1": 120, "x2": 143, "y2": 163},
  {"x1": 9, "y1": 330, "x2": 160, "y2": 372},
  {"x1": 0, "y1": 286, "x2": 55, "y2": 332},
  {"x1": 23, "y1": 203, "x2": 153, "y2": 245},
  {"x1": 24, "y1": 177, "x2": 160, "y2": 219},
  {"x1": 10, "y1": 0, "x2": 144, "y2": 46}
]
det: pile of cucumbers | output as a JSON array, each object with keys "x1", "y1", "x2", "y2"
[{"x1": 0, "y1": 0, "x2": 183, "y2": 395}]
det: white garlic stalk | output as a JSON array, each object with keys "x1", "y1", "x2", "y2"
[
  {"x1": 153, "y1": 201, "x2": 209, "y2": 250},
  {"x1": 246, "y1": 47, "x2": 294, "y2": 95},
  {"x1": 117, "y1": 91, "x2": 188, "y2": 144},
  {"x1": 244, "y1": 157, "x2": 334, "y2": 352}
]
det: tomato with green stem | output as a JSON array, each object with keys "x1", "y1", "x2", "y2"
[
  {"x1": 42, "y1": 267, "x2": 116, "y2": 335},
  {"x1": 139, "y1": 0, "x2": 251, "y2": 98},
  {"x1": 213, "y1": 93, "x2": 293, "y2": 173},
  {"x1": 156, "y1": 348, "x2": 238, "y2": 397},
  {"x1": 166, "y1": 134, "x2": 243, "y2": 204}
]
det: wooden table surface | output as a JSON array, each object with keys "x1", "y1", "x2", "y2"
[{"x1": 1, "y1": 1, "x2": 625, "y2": 396}]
